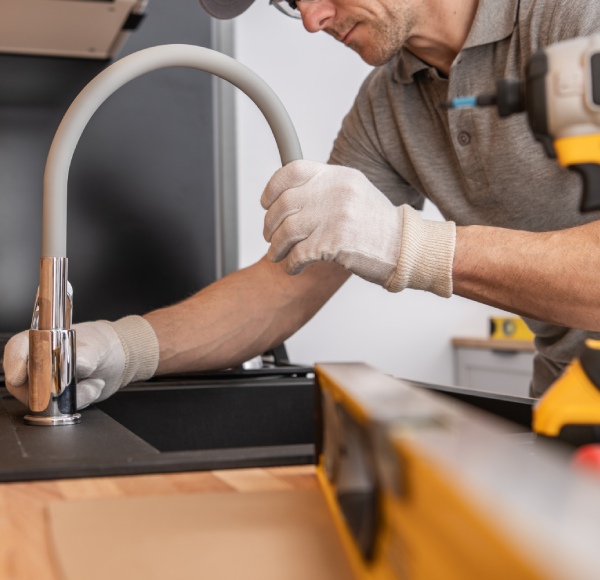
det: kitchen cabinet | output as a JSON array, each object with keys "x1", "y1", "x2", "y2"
[{"x1": 452, "y1": 338, "x2": 535, "y2": 398}]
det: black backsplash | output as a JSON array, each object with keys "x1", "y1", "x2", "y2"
[{"x1": 0, "y1": 0, "x2": 219, "y2": 335}]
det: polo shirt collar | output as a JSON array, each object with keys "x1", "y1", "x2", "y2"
[
  {"x1": 394, "y1": 0, "x2": 520, "y2": 84},
  {"x1": 462, "y1": 0, "x2": 520, "y2": 49}
]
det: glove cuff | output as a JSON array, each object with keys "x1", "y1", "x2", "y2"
[
  {"x1": 109, "y1": 315, "x2": 159, "y2": 386},
  {"x1": 385, "y1": 205, "x2": 456, "y2": 298}
]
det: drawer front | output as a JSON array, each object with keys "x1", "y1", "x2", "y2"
[{"x1": 454, "y1": 347, "x2": 535, "y2": 397}]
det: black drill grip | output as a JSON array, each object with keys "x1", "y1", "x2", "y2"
[
  {"x1": 580, "y1": 341, "x2": 600, "y2": 390},
  {"x1": 570, "y1": 164, "x2": 600, "y2": 212}
]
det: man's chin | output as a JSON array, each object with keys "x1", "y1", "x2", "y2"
[{"x1": 349, "y1": 43, "x2": 398, "y2": 67}]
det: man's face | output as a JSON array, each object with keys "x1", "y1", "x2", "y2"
[{"x1": 297, "y1": 0, "x2": 419, "y2": 66}]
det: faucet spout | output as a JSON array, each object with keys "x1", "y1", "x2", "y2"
[{"x1": 26, "y1": 44, "x2": 302, "y2": 425}]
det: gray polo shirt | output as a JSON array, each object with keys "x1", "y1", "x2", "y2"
[{"x1": 329, "y1": 0, "x2": 600, "y2": 396}]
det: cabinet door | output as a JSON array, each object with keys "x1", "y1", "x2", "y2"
[{"x1": 454, "y1": 347, "x2": 534, "y2": 397}]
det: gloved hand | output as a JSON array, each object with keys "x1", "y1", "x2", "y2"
[
  {"x1": 261, "y1": 160, "x2": 457, "y2": 297},
  {"x1": 3, "y1": 315, "x2": 159, "y2": 410}
]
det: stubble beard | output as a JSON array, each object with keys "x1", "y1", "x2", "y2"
[{"x1": 331, "y1": 5, "x2": 415, "y2": 67}]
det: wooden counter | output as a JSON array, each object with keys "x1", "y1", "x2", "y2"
[
  {"x1": 451, "y1": 337, "x2": 535, "y2": 353},
  {"x1": 0, "y1": 466, "x2": 317, "y2": 580}
]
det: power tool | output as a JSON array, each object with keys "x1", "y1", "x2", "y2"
[
  {"x1": 443, "y1": 34, "x2": 600, "y2": 441},
  {"x1": 443, "y1": 34, "x2": 600, "y2": 213}
]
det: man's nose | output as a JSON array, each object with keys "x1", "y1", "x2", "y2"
[{"x1": 298, "y1": 1, "x2": 335, "y2": 33}]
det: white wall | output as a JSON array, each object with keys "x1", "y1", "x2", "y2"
[{"x1": 233, "y1": 3, "x2": 508, "y2": 386}]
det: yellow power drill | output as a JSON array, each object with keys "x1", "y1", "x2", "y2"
[{"x1": 444, "y1": 34, "x2": 600, "y2": 443}]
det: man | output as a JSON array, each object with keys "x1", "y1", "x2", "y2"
[{"x1": 5, "y1": 0, "x2": 600, "y2": 406}]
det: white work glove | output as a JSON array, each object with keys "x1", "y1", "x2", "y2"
[
  {"x1": 261, "y1": 160, "x2": 456, "y2": 297},
  {"x1": 3, "y1": 315, "x2": 159, "y2": 410}
]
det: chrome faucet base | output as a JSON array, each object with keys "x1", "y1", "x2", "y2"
[
  {"x1": 26, "y1": 327, "x2": 79, "y2": 426},
  {"x1": 24, "y1": 413, "x2": 81, "y2": 426},
  {"x1": 27, "y1": 257, "x2": 80, "y2": 426}
]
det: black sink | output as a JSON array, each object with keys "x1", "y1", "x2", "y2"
[
  {"x1": 0, "y1": 361, "x2": 541, "y2": 483},
  {"x1": 97, "y1": 374, "x2": 315, "y2": 453},
  {"x1": 0, "y1": 367, "x2": 316, "y2": 482}
]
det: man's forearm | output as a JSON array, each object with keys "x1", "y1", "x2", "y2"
[
  {"x1": 143, "y1": 256, "x2": 350, "y2": 375},
  {"x1": 453, "y1": 221, "x2": 600, "y2": 330}
]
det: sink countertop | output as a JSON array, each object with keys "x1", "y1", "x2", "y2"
[
  {"x1": 0, "y1": 369, "x2": 317, "y2": 482},
  {"x1": 0, "y1": 370, "x2": 321, "y2": 577}
]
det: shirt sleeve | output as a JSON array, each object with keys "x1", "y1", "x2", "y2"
[{"x1": 328, "y1": 69, "x2": 425, "y2": 210}]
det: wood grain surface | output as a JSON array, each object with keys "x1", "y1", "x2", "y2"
[
  {"x1": 452, "y1": 337, "x2": 536, "y2": 352},
  {"x1": 0, "y1": 466, "x2": 317, "y2": 580}
]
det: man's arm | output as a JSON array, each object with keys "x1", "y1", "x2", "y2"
[
  {"x1": 144, "y1": 255, "x2": 351, "y2": 375},
  {"x1": 453, "y1": 220, "x2": 600, "y2": 330},
  {"x1": 259, "y1": 161, "x2": 600, "y2": 332},
  {"x1": 3, "y1": 254, "x2": 349, "y2": 409}
]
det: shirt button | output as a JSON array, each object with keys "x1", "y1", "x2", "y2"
[{"x1": 458, "y1": 131, "x2": 471, "y2": 146}]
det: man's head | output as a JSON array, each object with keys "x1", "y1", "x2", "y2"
[{"x1": 198, "y1": 0, "x2": 421, "y2": 67}]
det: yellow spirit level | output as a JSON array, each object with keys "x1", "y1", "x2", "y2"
[{"x1": 314, "y1": 363, "x2": 600, "y2": 579}]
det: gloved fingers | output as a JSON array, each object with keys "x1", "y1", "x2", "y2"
[
  {"x1": 74, "y1": 322, "x2": 105, "y2": 378},
  {"x1": 75, "y1": 350, "x2": 98, "y2": 380},
  {"x1": 72, "y1": 320, "x2": 128, "y2": 405},
  {"x1": 73, "y1": 321, "x2": 121, "y2": 379},
  {"x1": 261, "y1": 160, "x2": 324, "y2": 210},
  {"x1": 283, "y1": 235, "x2": 379, "y2": 278},
  {"x1": 76, "y1": 377, "x2": 106, "y2": 410},
  {"x1": 282, "y1": 240, "x2": 324, "y2": 276},
  {"x1": 267, "y1": 213, "x2": 313, "y2": 263},
  {"x1": 93, "y1": 375, "x2": 125, "y2": 403},
  {"x1": 3, "y1": 330, "x2": 30, "y2": 387},
  {"x1": 5, "y1": 381, "x2": 29, "y2": 406},
  {"x1": 263, "y1": 190, "x2": 303, "y2": 242}
]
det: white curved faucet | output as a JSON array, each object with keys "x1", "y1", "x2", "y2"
[{"x1": 25, "y1": 44, "x2": 303, "y2": 425}]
